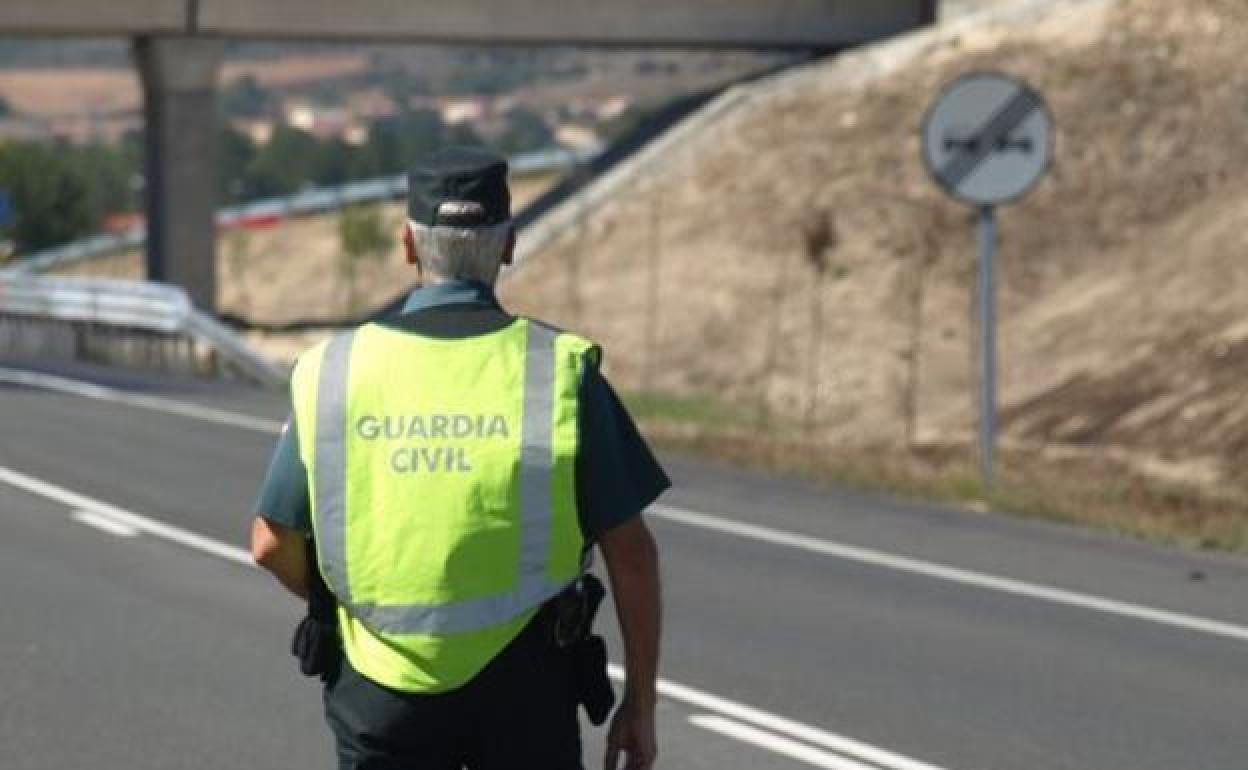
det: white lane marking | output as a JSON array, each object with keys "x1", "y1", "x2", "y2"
[
  {"x1": 0, "y1": 366, "x2": 283, "y2": 434},
  {"x1": 8, "y1": 365, "x2": 1245, "y2": 648},
  {"x1": 0, "y1": 465, "x2": 253, "y2": 566},
  {"x1": 4, "y1": 365, "x2": 1244, "y2": 647},
  {"x1": 72, "y1": 509, "x2": 140, "y2": 538},
  {"x1": 0, "y1": 463, "x2": 941, "y2": 770},
  {"x1": 608, "y1": 665, "x2": 944, "y2": 770},
  {"x1": 650, "y1": 504, "x2": 1248, "y2": 644},
  {"x1": 688, "y1": 714, "x2": 883, "y2": 770}
]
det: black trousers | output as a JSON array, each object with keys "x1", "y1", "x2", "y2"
[{"x1": 323, "y1": 617, "x2": 583, "y2": 770}]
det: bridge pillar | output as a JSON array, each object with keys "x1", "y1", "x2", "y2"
[{"x1": 134, "y1": 36, "x2": 223, "y2": 311}]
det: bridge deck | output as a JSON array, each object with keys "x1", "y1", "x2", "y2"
[{"x1": 0, "y1": 0, "x2": 935, "y2": 47}]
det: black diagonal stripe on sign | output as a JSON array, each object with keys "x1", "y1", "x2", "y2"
[
  {"x1": 938, "y1": 88, "x2": 1038, "y2": 188},
  {"x1": 937, "y1": 87, "x2": 1041, "y2": 192}
]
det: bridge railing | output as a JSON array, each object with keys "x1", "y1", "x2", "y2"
[{"x1": 0, "y1": 274, "x2": 287, "y2": 388}]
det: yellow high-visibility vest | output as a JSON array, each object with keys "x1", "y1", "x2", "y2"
[{"x1": 291, "y1": 318, "x2": 593, "y2": 693}]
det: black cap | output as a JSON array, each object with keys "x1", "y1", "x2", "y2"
[{"x1": 408, "y1": 147, "x2": 511, "y2": 227}]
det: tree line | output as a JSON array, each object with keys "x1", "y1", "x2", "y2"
[{"x1": 0, "y1": 106, "x2": 555, "y2": 255}]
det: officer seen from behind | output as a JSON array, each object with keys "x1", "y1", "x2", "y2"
[{"x1": 250, "y1": 146, "x2": 668, "y2": 770}]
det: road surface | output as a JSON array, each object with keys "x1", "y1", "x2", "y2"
[{"x1": 1, "y1": 355, "x2": 1246, "y2": 770}]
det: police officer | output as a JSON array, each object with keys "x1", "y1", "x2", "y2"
[{"x1": 250, "y1": 146, "x2": 667, "y2": 770}]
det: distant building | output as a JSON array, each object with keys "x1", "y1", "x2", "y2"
[
  {"x1": 343, "y1": 124, "x2": 370, "y2": 146},
  {"x1": 554, "y1": 124, "x2": 601, "y2": 152},
  {"x1": 43, "y1": 111, "x2": 139, "y2": 144},
  {"x1": 0, "y1": 116, "x2": 47, "y2": 143},
  {"x1": 596, "y1": 96, "x2": 633, "y2": 121},
  {"x1": 284, "y1": 101, "x2": 354, "y2": 140},
  {"x1": 438, "y1": 98, "x2": 487, "y2": 126},
  {"x1": 234, "y1": 118, "x2": 275, "y2": 145},
  {"x1": 347, "y1": 89, "x2": 399, "y2": 122}
]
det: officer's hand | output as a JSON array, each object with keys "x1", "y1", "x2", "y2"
[{"x1": 604, "y1": 694, "x2": 657, "y2": 770}]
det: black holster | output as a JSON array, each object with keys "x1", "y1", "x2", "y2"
[
  {"x1": 291, "y1": 538, "x2": 341, "y2": 682},
  {"x1": 549, "y1": 574, "x2": 616, "y2": 726},
  {"x1": 571, "y1": 633, "x2": 614, "y2": 726}
]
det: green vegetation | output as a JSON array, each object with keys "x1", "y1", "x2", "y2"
[
  {"x1": 0, "y1": 107, "x2": 494, "y2": 256},
  {"x1": 242, "y1": 124, "x2": 335, "y2": 198},
  {"x1": 337, "y1": 204, "x2": 392, "y2": 314},
  {"x1": 598, "y1": 105, "x2": 648, "y2": 144},
  {"x1": 445, "y1": 49, "x2": 571, "y2": 95},
  {"x1": 497, "y1": 107, "x2": 555, "y2": 155},
  {"x1": 339, "y1": 203, "x2": 391, "y2": 259},
  {"x1": 0, "y1": 139, "x2": 139, "y2": 252},
  {"x1": 622, "y1": 390, "x2": 743, "y2": 428},
  {"x1": 373, "y1": 66, "x2": 432, "y2": 109},
  {"x1": 221, "y1": 110, "x2": 486, "y2": 203},
  {"x1": 221, "y1": 75, "x2": 275, "y2": 119}
]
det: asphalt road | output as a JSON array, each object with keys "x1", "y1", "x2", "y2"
[{"x1": 2, "y1": 355, "x2": 1247, "y2": 770}]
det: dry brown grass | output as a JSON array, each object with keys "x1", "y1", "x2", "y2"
[
  {"x1": 501, "y1": 0, "x2": 1248, "y2": 476},
  {"x1": 498, "y1": 0, "x2": 1248, "y2": 548},
  {"x1": 633, "y1": 405, "x2": 1248, "y2": 553},
  {"x1": 56, "y1": 172, "x2": 559, "y2": 360},
  {"x1": 0, "y1": 54, "x2": 372, "y2": 117},
  {"x1": 0, "y1": 68, "x2": 139, "y2": 116}
]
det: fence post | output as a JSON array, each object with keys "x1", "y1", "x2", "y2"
[{"x1": 641, "y1": 177, "x2": 662, "y2": 395}]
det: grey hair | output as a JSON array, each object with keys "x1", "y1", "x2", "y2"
[{"x1": 408, "y1": 219, "x2": 513, "y2": 285}]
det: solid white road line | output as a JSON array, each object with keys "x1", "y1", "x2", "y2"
[
  {"x1": 72, "y1": 509, "x2": 141, "y2": 538},
  {"x1": 4, "y1": 365, "x2": 1246, "y2": 647},
  {"x1": 688, "y1": 714, "x2": 883, "y2": 770},
  {"x1": 8, "y1": 364, "x2": 1247, "y2": 647},
  {"x1": 0, "y1": 462, "x2": 944, "y2": 770},
  {"x1": 650, "y1": 504, "x2": 1248, "y2": 645},
  {"x1": 0, "y1": 366, "x2": 283, "y2": 434},
  {"x1": 608, "y1": 664, "x2": 945, "y2": 770},
  {"x1": 0, "y1": 465, "x2": 254, "y2": 566}
]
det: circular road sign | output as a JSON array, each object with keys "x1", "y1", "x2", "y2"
[{"x1": 922, "y1": 72, "x2": 1054, "y2": 206}]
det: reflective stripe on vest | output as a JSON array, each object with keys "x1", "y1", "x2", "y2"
[{"x1": 312, "y1": 322, "x2": 572, "y2": 635}]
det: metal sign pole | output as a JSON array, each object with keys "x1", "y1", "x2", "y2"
[
  {"x1": 922, "y1": 71, "x2": 1052, "y2": 493},
  {"x1": 977, "y1": 205, "x2": 998, "y2": 488}
]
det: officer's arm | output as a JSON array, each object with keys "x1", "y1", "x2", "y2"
[
  {"x1": 251, "y1": 516, "x2": 310, "y2": 600},
  {"x1": 599, "y1": 516, "x2": 661, "y2": 708}
]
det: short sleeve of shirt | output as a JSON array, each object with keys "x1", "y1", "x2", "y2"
[
  {"x1": 575, "y1": 360, "x2": 671, "y2": 542},
  {"x1": 253, "y1": 417, "x2": 312, "y2": 534}
]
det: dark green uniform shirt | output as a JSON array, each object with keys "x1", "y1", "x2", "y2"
[{"x1": 254, "y1": 280, "x2": 670, "y2": 542}]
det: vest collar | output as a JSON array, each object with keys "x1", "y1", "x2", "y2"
[{"x1": 400, "y1": 280, "x2": 498, "y2": 315}]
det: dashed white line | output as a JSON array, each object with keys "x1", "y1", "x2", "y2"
[
  {"x1": 649, "y1": 504, "x2": 1248, "y2": 645},
  {"x1": 6, "y1": 365, "x2": 1246, "y2": 647},
  {"x1": 688, "y1": 714, "x2": 883, "y2": 770},
  {"x1": 6, "y1": 365, "x2": 1247, "y2": 647},
  {"x1": 609, "y1": 664, "x2": 946, "y2": 770},
  {"x1": 0, "y1": 462, "x2": 944, "y2": 770},
  {"x1": 0, "y1": 465, "x2": 253, "y2": 566}
]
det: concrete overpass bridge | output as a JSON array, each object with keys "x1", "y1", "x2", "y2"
[{"x1": 0, "y1": 0, "x2": 936, "y2": 310}]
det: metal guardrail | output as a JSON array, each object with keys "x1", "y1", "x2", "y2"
[
  {"x1": 0, "y1": 273, "x2": 287, "y2": 388},
  {"x1": 5, "y1": 231, "x2": 147, "y2": 277},
  {"x1": 0, "y1": 147, "x2": 591, "y2": 389},
  {"x1": 183, "y1": 306, "x2": 288, "y2": 387},
  {"x1": 0, "y1": 274, "x2": 189, "y2": 332}
]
